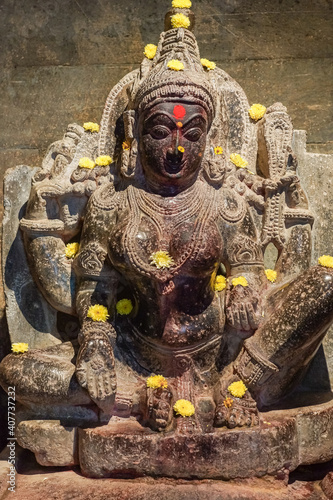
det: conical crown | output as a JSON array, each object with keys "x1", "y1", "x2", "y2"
[{"x1": 133, "y1": 6, "x2": 216, "y2": 123}]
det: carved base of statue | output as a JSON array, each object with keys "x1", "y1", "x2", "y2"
[{"x1": 1, "y1": 0, "x2": 333, "y2": 487}]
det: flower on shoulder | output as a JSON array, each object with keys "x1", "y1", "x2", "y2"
[
  {"x1": 214, "y1": 275, "x2": 227, "y2": 291},
  {"x1": 65, "y1": 242, "x2": 79, "y2": 259},
  {"x1": 167, "y1": 59, "x2": 184, "y2": 71},
  {"x1": 150, "y1": 251, "x2": 174, "y2": 269},
  {"x1": 87, "y1": 304, "x2": 109, "y2": 322},
  {"x1": 231, "y1": 276, "x2": 248, "y2": 287},
  {"x1": 172, "y1": 0, "x2": 192, "y2": 8},
  {"x1": 249, "y1": 104, "x2": 266, "y2": 121},
  {"x1": 173, "y1": 399, "x2": 195, "y2": 417},
  {"x1": 144, "y1": 44, "x2": 157, "y2": 60},
  {"x1": 230, "y1": 153, "x2": 248, "y2": 169},
  {"x1": 318, "y1": 255, "x2": 333, "y2": 268},
  {"x1": 265, "y1": 269, "x2": 277, "y2": 283},
  {"x1": 228, "y1": 380, "x2": 247, "y2": 398},
  {"x1": 214, "y1": 146, "x2": 223, "y2": 155},
  {"x1": 78, "y1": 157, "x2": 95, "y2": 169},
  {"x1": 122, "y1": 140, "x2": 131, "y2": 151},
  {"x1": 201, "y1": 58, "x2": 216, "y2": 71},
  {"x1": 116, "y1": 299, "x2": 133, "y2": 316},
  {"x1": 95, "y1": 155, "x2": 113, "y2": 166},
  {"x1": 83, "y1": 122, "x2": 100, "y2": 133},
  {"x1": 11, "y1": 343, "x2": 29, "y2": 354},
  {"x1": 147, "y1": 374, "x2": 168, "y2": 389},
  {"x1": 178, "y1": 146, "x2": 185, "y2": 153},
  {"x1": 223, "y1": 397, "x2": 233, "y2": 408},
  {"x1": 171, "y1": 13, "x2": 191, "y2": 29}
]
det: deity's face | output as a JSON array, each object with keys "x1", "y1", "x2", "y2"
[{"x1": 139, "y1": 101, "x2": 208, "y2": 194}]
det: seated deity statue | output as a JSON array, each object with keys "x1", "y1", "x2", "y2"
[{"x1": 1, "y1": 1, "x2": 333, "y2": 452}]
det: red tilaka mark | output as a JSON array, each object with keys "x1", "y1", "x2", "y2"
[{"x1": 173, "y1": 105, "x2": 186, "y2": 120}]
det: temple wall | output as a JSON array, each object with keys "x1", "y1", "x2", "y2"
[{"x1": 0, "y1": 0, "x2": 332, "y2": 445}]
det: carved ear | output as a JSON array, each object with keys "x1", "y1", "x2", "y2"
[{"x1": 121, "y1": 138, "x2": 138, "y2": 179}]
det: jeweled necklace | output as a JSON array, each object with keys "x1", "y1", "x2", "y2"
[{"x1": 123, "y1": 182, "x2": 216, "y2": 288}]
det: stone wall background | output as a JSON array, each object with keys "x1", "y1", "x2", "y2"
[{"x1": 0, "y1": 0, "x2": 332, "y2": 446}]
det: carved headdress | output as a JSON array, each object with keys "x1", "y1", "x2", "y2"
[{"x1": 98, "y1": 3, "x2": 258, "y2": 177}]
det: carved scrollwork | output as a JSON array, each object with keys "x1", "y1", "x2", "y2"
[
  {"x1": 74, "y1": 242, "x2": 108, "y2": 278},
  {"x1": 218, "y1": 186, "x2": 247, "y2": 223},
  {"x1": 228, "y1": 235, "x2": 264, "y2": 267}
]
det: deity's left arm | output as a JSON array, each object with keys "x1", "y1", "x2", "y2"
[{"x1": 222, "y1": 210, "x2": 265, "y2": 332}]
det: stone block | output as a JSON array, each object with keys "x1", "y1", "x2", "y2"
[
  {"x1": 2, "y1": 165, "x2": 61, "y2": 347},
  {"x1": 17, "y1": 420, "x2": 79, "y2": 467},
  {"x1": 78, "y1": 397, "x2": 333, "y2": 479}
]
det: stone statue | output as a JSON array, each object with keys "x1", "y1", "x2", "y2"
[{"x1": 1, "y1": 1, "x2": 333, "y2": 479}]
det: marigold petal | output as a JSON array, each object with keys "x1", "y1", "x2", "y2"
[
  {"x1": 167, "y1": 59, "x2": 184, "y2": 71},
  {"x1": 249, "y1": 104, "x2": 266, "y2": 121},
  {"x1": 95, "y1": 155, "x2": 113, "y2": 166},
  {"x1": 173, "y1": 399, "x2": 195, "y2": 417},
  {"x1": 200, "y1": 58, "x2": 216, "y2": 71},
  {"x1": 265, "y1": 269, "x2": 277, "y2": 283},
  {"x1": 83, "y1": 122, "x2": 100, "y2": 133},
  {"x1": 231, "y1": 276, "x2": 248, "y2": 287},
  {"x1": 172, "y1": 0, "x2": 192, "y2": 8},
  {"x1": 65, "y1": 242, "x2": 79, "y2": 259},
  {"x1": 78, "y1": 157, "x2": 95, "y2": 169},
  {"x1": 11, "y1": 343, "x2": 29, "y2": 354},
  {"x1": 171, "y1": 13, "x2": 191, "y2": 29},
  {"x1": 87, "y1": 304, "x2": 109, "y2": 322},
  {"x1": 228, "y1": 380, "x2": 247, "y2": 398},
  {"x1": 214, "y1": 275, "x2": 227, "y2": 291},
  {"x1": 147, "y1": 375, "x2": 168, "y2": 389},
  {"x1": 318, "y1": 255, "x2": 333, "y2": 268},
  {"x1": 116, "y1": 299, "x2": 133, "y2": 316},
  {"x1": 144, "y1": 44, "x2": 157, "y2": 60}
]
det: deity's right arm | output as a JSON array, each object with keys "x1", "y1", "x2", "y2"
[{"x1": 74, "y1": 194, "x2": 119, "y2": 327}]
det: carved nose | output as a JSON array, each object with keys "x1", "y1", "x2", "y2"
[{"x1": 166, "y1": 130, "x2": 182, "y2": 164}]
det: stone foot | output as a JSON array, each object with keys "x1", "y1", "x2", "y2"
[
  {"x1": 147, "y1": 386, "x2": 173, "y2": 432},
  {"x1": 214, "y1": 375, "x2": 259, "y2": 429}
]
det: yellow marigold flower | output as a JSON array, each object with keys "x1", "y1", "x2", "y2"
[
  {"x1": 178, "y1": 146, "x2": 185, "y2": 153},
  {"x1": 265, "y1": 269, "x2": 277, "y2": 283},
  {"x1": 78, "y1": 157, "x2": 95, "y2": 169},
  {"x1": 223, "y1": 397, "x2": 233, "y2": 408},
  {"x1": 95, "y1": 155, "x2": 113, "y2": 166},
  {"x1": 173, "y1": 399, "x2": 195, "y2": 417},
  {"x1": 116, "y1": 299, "x2": 133, "y2": 316},
  {"x1": 201, "y1": 58, "x2": 216, "y2": 71},
  {"x1": 215, "y1": 275, "x2": 227, "y2": 291},
  {"x1": 172, "y1": 0, "x2": 192, "y2": 8},
  {"x1": 231, "y1": 276, "x2": 248, "y2": 287},
  {"x1": 144, "y1": 44, "x2": 157, "y2": 60},
  {"x1": 230, "y1": 153, "x2": 248, "y2": 169},
  {"x1": 122, "y1": 140, "x2": 130, "y2": 151},
  {"x1": 11, "y1": 343, "x2": 29, "y2": 354},
  {"x1": 318, "y1": 255, "x2": 333, "y2": 268},
  {"x1": 147, "y1": 374, "x2": 168, "y2": 389},
  {"x1": 214, "y1": 146, "x2": 223, "y2": 155},
  {"x1": 65, "y1": 242, "x2": 79, "y2": 259},
  {"x1": 83, "y1": 122, "x2": 100, "y2": 133},
  {"x1": 167, "y1": 59, "x2": 184, "y2": 71},
  {"x1": 171, "y1": 13, "x2": 191, "y2": 29},
  {"x1": 228, "y1": 380, "x2": 248, "y2": 398},
  {"x1": 249, "y1": 104, "x2": 267, "y2": 121},
  {"x1": 150, "y1": 251, "x2": 174, "y2": 269},
  {"x1": 87, "y1": 304, "x2": 109, "y2": 322}
]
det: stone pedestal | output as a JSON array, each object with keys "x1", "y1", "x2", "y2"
[{"x1": 16, "y1": 394, "x2": 333, "y2": 481}]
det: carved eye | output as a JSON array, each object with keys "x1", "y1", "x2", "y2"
[
  {"x1": 150, "y1": 126, "x2": 170, "y2": 140},
  {"x1": 183, "y1": 128, "x2": 203, "y2": 142}
]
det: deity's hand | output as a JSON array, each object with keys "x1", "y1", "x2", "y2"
[
  {"x1": 76, "y1": 322, "x2": 117, "y2": 414},
  {"x1": 225, "y1": 284, "x2": 261, "y2": 333}
]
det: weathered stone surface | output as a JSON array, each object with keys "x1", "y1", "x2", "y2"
[
  {"x1": 78, "y1": 397, "x2": 333, "y2": 479},
  {"x1": 0, "y1": 454, "x2": 329, "y2": 500},
  {"x1": 17, "y1": 420, "x2": 79, "y2": 467},
  {"x1": 321, "y1": 472, "x2": 333, "y2": 499},
  {"x1": 293, "y1": 131, "x2": 333, "y2": 389},
  {"x1": 2, "y1": 166, "x2": 61, "y2": 347}
]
